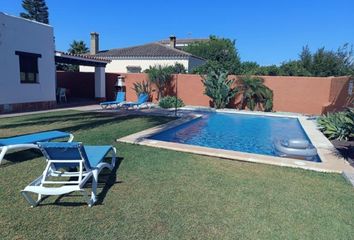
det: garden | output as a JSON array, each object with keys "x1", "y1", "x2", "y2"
[{"x1": 1, "y1": 110, "x2": 354, "y2": 239}]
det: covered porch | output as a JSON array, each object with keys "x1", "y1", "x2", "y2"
[{"x1": 54, "y1": 51, "x2": 111, "y2": 104}]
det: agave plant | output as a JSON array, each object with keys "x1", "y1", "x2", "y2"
[
  {"x1": 202, "y1": 70, "x2": 238, "y2": 109},
  {"x1": 237, "y1": 76, "x2": 273, "y2": 111},
  {"x1": 317, "y1": 108, "x2": 354, "y2": 141},
  {"x1": 132, "y1": 80, "x2": 151, "y2": 98}
]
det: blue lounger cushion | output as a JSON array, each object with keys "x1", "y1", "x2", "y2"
[
  {"x1": 84, "y1": 146, "x2": 114, "y2": 168},
  {"x1": 0, "y1": 131, "x2": 72, "y2": 146},
  {"x1": 122, "y1": 93, "x2": 148, "y2": 107},
  {"x1": 37, "y1": 142, "x2": 114, "y2": 169},
  {"x1": 100, "y1": 92, "x2": 125, "y2": 106}
]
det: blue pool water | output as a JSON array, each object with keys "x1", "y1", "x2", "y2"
[{"x1": 149, "y1": 112, "x2": 320, "y2": 162}]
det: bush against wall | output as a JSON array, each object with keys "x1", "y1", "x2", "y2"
[
  {"x1": 237, "y1": 76, "x2": 273, "y2": 112},
  {"x1": 158, "y1": 96, "x2": 185, "y2": 109},
  {"x1": 146, "y1": 65, "x2": 174, "y2": 100},
  {"x1": 202, "y1": 70, "x2": 238, "y2": 109},
  {"x1": 132, "y1": 80, "x2": 151, "y2": 99},
  {"x1": 317, "y1": 108, "x2": 354, "y2": 141}
]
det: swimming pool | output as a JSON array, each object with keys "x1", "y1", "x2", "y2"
[{"x1": 149, "y1": 112, "x2": 321, "y2": 162}]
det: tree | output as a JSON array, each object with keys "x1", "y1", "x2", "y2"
[
  {"x1": 237, "y1": 76, "x2": 273, "y2": 112},
  {"x1": 147, "y1": 65, "x2": 174, "y2": 100},
  {"x1": 283, "y1": 44, "x2": 354, "y2": 77},
  {"x1": 57, "y1": 40, "x2": 89, "y2": 72},
  {"x1": 202, "y1": 70, "x2": 238, "y2": 109},
  {"x1": 68, "y1": 40, "x2": 89, "y2": 55},
  {"x1": 171, "y1": 63, "x2": 187, "y2": 74},
  {"x1": 279, "y1": 60, "x2": 311, "y2": 76},
  {"x1": 255, "y1": 65, "x2": 282, "y2": 76},
  {"x1": 240, "y1": 61, "x2": 260, "y2": 75},
  {"x1": 237, "y1": 44, "x2": 354, "y2": 77},
  {"x1": 20, "y1": 0, "x2": 49, "y2": 24},
  {"x1": 299, "y1": 45, "x2": 312, "y2": 71},
  {"x1": 184, "y1": 35, "x2": 241, "y2": 74}
]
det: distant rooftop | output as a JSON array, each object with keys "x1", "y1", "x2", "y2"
[
  {"x1": 159, "y1": 38, "x2": 209, "y2": 45},
  {"x1": 94, "y1": 42, "x2": 204, "y2": 60}
]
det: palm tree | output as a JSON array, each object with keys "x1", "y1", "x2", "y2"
[
  {"x1": 58, "y1": 40, "x2": 89, "y2": 72},
  {"x1": 238, "y1": 76, "x2": 273, "y2": 112},
  {"x1": 68, "y1": 40, "x2": 89, "y2": 55}
]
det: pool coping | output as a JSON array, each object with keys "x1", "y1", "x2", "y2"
[{"x1": 117, "y1": 109, "x2": 354, "y2": 174}]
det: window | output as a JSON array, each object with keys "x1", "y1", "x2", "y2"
[
  {"x1": 15, "y1": 51, "x2": 41, "y2": 83},
  {"x1": 126, "y1": 66, "x2": 142, "y2": 73}
]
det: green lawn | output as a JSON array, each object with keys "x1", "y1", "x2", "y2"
[{"x1": 0, "y1": 110, "x2": 353, "y2": 240}]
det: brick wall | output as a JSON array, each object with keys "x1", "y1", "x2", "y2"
[{"x1": 57, "y1": 71, "x2": 353, "y2": 115}]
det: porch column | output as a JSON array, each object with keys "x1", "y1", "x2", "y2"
[{"x1": 94, "y1": 67, "x2": 106, "y2": 100}]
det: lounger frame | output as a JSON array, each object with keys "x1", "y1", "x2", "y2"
[
  {"x1": 0, "y1": 133, "x2": 74, "y2": 164},
  {"x1": 21, "y1": 144, "x2": 116, "y2": 207}
]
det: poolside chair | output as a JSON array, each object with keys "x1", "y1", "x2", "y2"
[
  {"x1": 57, "y1": 88, "x2": 67, "y2": 103},
  {"x1": 0, "y1": 131, "x2": 74, "y2": 164},
  {"x1": 100, "y1": 92, "x2": 126, "y2": 109},
  {"x1": 121, "y1": 93, "x2": 149, "y2": 109},
  {"x1": 21, "y1": 142, "x2": 116, "y2": 207}
]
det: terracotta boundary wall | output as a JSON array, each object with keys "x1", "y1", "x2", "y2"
[{"x1": 57, "y1": 72, "x2": 353, "y2": 115}]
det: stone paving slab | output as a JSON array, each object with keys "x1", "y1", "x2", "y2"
[{"x1": 342, "y1": 171, "x2": 354, "y2": 187}]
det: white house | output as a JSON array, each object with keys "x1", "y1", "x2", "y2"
[
  {"x1": 0, "y1": 12, "x2": 56, "y2": 113},
  {"x1": 80, "y1": 34, "x2": 206, "y2": 73},
  {"x1": 0, "y1": 12, "x2": 111, "y2": 114}
]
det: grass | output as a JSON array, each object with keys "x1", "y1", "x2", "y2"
[{"x1": 0, "y1": 110, "x2": 353, "y2": 239}]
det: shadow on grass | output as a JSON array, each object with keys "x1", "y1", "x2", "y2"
[
  {"x1": 0, "y1": 114, "x2": 173, "y2": 137},
  {"x1": 0, "y1": 112, "x2": 115, "y2": 130},
  {"x1": 0, "y1": 115, "x2": 173, "y2": 168},
  {"x1": 0, "y1": 149, "x2": 43, "y2": 168},
  {"x1": 39, "y1": 156, "x2": 124, "y2": 207}
]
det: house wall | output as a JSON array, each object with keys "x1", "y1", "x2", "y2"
[
  {"x1": 80, "y1": 57, "x2": 199, "y2": 73},
  {"x1": 57, "y1": 72, "x2": 353, "y2": 115},
  {"x1": 0, "y1": 12, "x2": 56, "y2": 113},
  {"x1": 187, "y1": 56, "x2": 205, "y2": 72}
]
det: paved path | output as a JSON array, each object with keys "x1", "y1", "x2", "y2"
[
  {"x1": 0, "y1": 104, "x2": 101, "y2": 118},
  {"x1": 0, "y1": 105, "x2": 178, "y2": 119}
]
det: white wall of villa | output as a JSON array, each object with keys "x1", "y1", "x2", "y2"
[
  {"x1": 80, "y1": 56, "x2": 204, "y2": 73},
  {"x1": 0, "y1": 12, "x2": 56, "y2": 105}
]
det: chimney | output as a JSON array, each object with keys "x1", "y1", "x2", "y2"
[
  {"x1": 169, "y1": 35, "x2": 176, "y2": 48},
  {"x1": 90, "y1": 32, "x2": 99, "y2": 55}
]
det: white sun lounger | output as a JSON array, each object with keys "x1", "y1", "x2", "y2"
[
  {"x1": 0, "y1": 131, "x2": 74, "y2": 164},
  {"x1": 21, "y1": 142, "x2": 116, "y2": 207}
]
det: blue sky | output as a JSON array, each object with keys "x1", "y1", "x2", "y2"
[{"x1": 1, "y1": 0, "x2": 353, "y2": 65}]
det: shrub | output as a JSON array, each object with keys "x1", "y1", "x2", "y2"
[
  {"x1": 170, "y1": 63, "x2": 186, "y2": 74},
  {"x1": 132, "y1": 80, "x2": 151, "y2": 98},
  {"x1": 202, "y1": 70, "x2": 238, "y2": 109},
  {"x1": 237, "y1": 76, "x2": 273, "y2": 111},
  {"x1": 146, "y1": 65, "x2": 173, "y2": 100},
  {"x1": 158, "y1": 96, "x2": 185, "y2": 109},
  {"x1": 317, "y1": 108, "x2": 354, "y2": 141}
]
